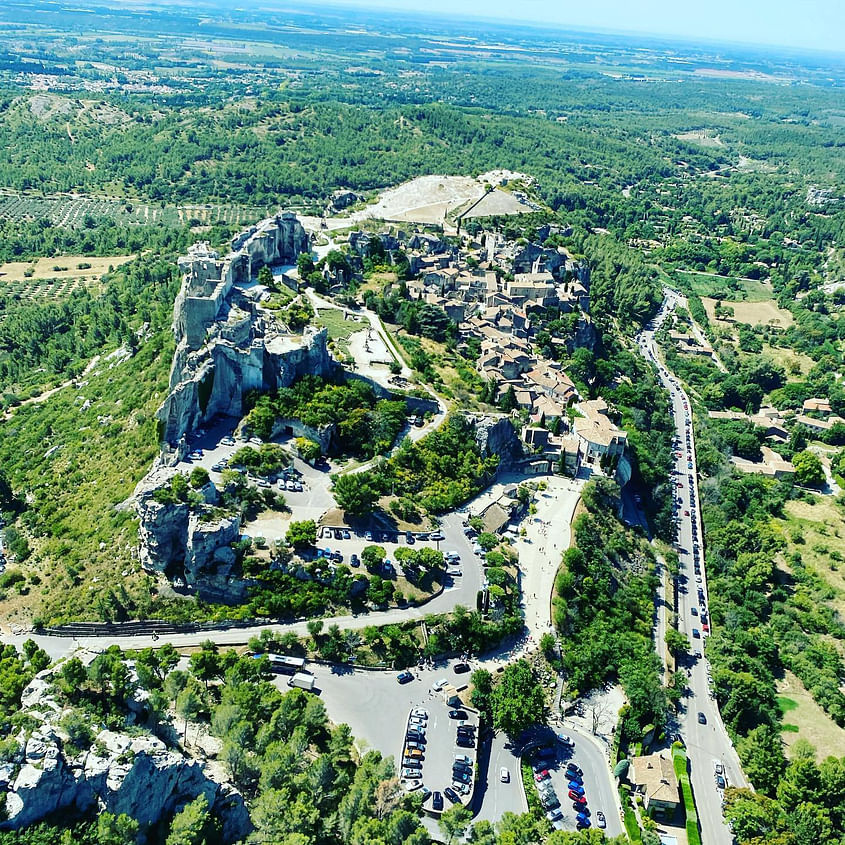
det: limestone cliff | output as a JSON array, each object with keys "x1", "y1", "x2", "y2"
[
  {"x1": 157, "y1": 213, "x2": 334, "y2": 450},
  {"x1": 1, "y1": 665, "x2": 251, "y2": 841}
]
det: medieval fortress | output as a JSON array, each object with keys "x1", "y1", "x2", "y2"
[{"x1": 156, "y1": 212, "x2": 333, "y2": 454}]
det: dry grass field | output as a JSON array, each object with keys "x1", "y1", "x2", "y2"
[
  {"x1": 780, "y1": 496, "x2": 845, "y2": 617},
  {"x1": 702, "y1": 295, "x2": 794, "y2": 327},
  {"x1": 761, "y1": 343, "x2": 815, "y2": 376},
  {"x1": 777, "y1": 671, "x2": 845, "y2": 762}
]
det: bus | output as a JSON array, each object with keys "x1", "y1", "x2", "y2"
[{"x1": 259, "y1": 653, "x2": 307, "y2": 675}]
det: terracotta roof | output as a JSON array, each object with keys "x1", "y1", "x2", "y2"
[{"x1": 630, "y1": 754, "x2": 679, "y2": 806}]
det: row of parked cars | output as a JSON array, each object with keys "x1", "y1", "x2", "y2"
[
  {"x1": 533, "y1": 748, "x2": 606, "y2": 832},
  {"x1": 398, "y1": 707, "x2": 477, "y2": 813}
]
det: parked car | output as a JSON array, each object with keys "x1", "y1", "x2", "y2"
[
  {"x1": 500, "y1": 767, "x2": 510, "y2": 782},
  {"x1": 432, "y1": 678, "x2": 448, "y2": 691},
  {"x1": 396, "y1": 671, "x2": 413, "y2": 684},
  {"x1": 546, "y1": 809, "x2": 563, "y2": 822},
  {"x1": 535, "y1": 771, "x2": 550, "y2": 782},
  {"x1": 456, "y1": 736, "x2": 475, "y2": 748},
  {"x1": 454, "y1": 661, "x2": 470, "y2": 673},
  {"x1": 432, "y1": 792, "x2": 443, "y2": 811},
  {"x1": 565, "y1": 763, "x2": 583, "y2": 777},
  {"x1": 449, "y1": 709, "x2": 468, "y2": 720},
  {"x1": 453, "y1": 770, "x2": 471, "y2": 784},
  {"x1": 596, "y1": 811, "x2": 606, "y2": 829},
  {"x1": 557, "y1": 733, "x2": 574, "y2": 747},
  {"x1": 405, "y1": 780, "x2": 422, "y2": 792},
  {"x1": 454, "y1": 754, "x2": 471, "y2": 765},
  {"x1": 412, "y1": 708, "x2": 428, "y2": 719},
  {"x1": 444, "y1": 787, "x2": 461, "y2": 804},
  {"x1": 716, "y1": 774, "x2": 726, "y2": 789}
]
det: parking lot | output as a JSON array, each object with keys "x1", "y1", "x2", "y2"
[
  {"x1": 400, "y1": 690, "x2": 480, "y2": 813},
  {"x1": 299, "y1": 663, "x2": 504, "y2": 812},
  {"x1": 521, "y1": 729, "x2": 622, "y2": 836}
]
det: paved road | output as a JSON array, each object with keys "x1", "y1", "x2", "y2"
[
  {"x1": 639, "y1": 291, "x2": 747, "y2": 845},
  {"x1": 473, "y1": 731, "x2": 525, "y2": 823}
]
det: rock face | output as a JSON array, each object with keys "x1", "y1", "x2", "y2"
[
  {"x1": 474, "y1": 415, "x2": 523, "y2": 468},
  {"x1": 1, "y1": 670, "x2": 251, "y2": 842},
  {"x1": 157, "y1": 213, "x2": 334, "y2": 448},
  {"x1": 136, "y1": 491, "x2": 242, "y2": 599}
]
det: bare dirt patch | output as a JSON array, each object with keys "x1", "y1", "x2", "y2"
[
  {"x1": 777, "y1": 670, "x2": 845, "y2": 762},
  {"x1": 701, "y1": 296, "x2": 793, "y2": 328}
]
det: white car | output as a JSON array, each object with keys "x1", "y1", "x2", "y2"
[
  {"x1": 432, "y1": 678, "x2": 448, "y2": 691},
  {"x1": 500, "y1": 767, "x2": 510, "y2": 783},
  {"x1": 404, "y1": 780, "x2": 422, "y2": 791},
  {"x1": 411, "y1": 708, "x2": 428, "y2": 719},
  {"x1": 557, "y1": 734, "x2": 574, "y2": 747},
  {"x1": 221, "y1": 436, "x2": 235, "y2": 446}
]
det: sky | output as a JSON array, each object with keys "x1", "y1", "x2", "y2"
[{"x1": 312, "y1": 0, "x2": 845, "y2": 54}]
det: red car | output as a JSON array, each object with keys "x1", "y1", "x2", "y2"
[
  {"x1": 535, "y1": 771, "x2": 550, "y2": 782},
  {"x1": 702, "y1": 622, "x2": 710, "y2": 632},
  {"x1": 569, "y1": 790, "x2": 586, "y2": 803}
]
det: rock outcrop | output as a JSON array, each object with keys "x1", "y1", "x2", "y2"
[
  {"x1": 1, "y1": 668, "x2": 251, "y2": 842},
  {"x1": 157, "y1": 213, "x2": 334, "y2": 449},
  {"x1": 136, "y1": 487, "x2": 242, "y2": 599},
  {"x1": 474, "y1": 415, "x2": 523, "y2": 468}
]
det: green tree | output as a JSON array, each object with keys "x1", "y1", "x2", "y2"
[
  {"x1": 332, "y1": 472, "x2": 379, "y2": 518},
  {"x1": 189, "y1": 466, "x2": 210, "y2": 489},
  {"x1": 165, "y1": 794, "x2": 218, "y2": 845},
  {"x1": 286, "y1": 519, "x2": 317, "y2": 550},
  {"x1": 295, "y1": 437, "x2": 321, "y2": 464},
  {"x1": 176, "y1": 685, "x2": 204, "y2": 745},
  {"x1": 189, "y1": 640, "x2": 222, "y2": 690},
  {"x1": 439, "y1": 805, "x2": 472, "y2": 844},
  {"x1": 470, "y1": 668, "x2": 493, "y2": 723},
  {"x1": 792, "y1": 450, "x2": 825, "y2": 486},
  {"x1": 665, "y1": 627, "x2": 689, "y2": 657},
  {"x1": 97, "y1": 812, "x2": 140, "y2": 845},
  {"x1": 737, "y1": 724, "x2": 787, "y2": 796},
  {"x1": 491, "y1": 659, "x2": 546, "y2": 737}
]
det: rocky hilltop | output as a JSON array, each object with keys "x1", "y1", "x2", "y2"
[
  {"x1": 1, "y1": 656, "x2": 250, "y2": 841},
  {"x1": 156, "y1": 212, "x2": 333, "y2": 458}
]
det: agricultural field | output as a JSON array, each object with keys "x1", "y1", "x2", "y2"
[
  {"x1": 777, "y1": 671, "x2": 845, "y2": 762},
  {"x1": 701, "y1": 295, "x2": 794, "y2": 327},
  {"x1": 0, "y1": 191, "x2": 269, "y2": 230},
  {"x1": 0, "y1": 254, "x2": 134, "y2": 299}
]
